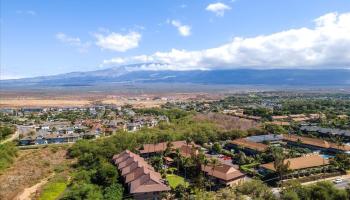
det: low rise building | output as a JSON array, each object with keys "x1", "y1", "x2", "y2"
[
  {"x1": 260, "y1": 154, "x2": 330, "y2": 179},
  {"x1": 201, "y1": 163, "x2": 246, "y2": 186},
  {"x1": 112, "y1": 150, "x2": 170, "y2": 200},
  {"x1": 229, "y1": 138, "x2": 268, "y2": 155}
]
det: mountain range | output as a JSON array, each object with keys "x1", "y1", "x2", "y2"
[{"x1": 1, "y1": 64, "x2": 350, "y2": 88}]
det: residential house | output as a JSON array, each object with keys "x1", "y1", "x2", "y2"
[
  {"x1": 201, "y1": 163, "x2": 246, "y2": 187},
  {"x1": 229, "y1": 138, "x2": 268, "y2": 155},
  {"x1": 282, "y1": 134, "x2": 350, "y2": 154},
  {"x1": 112, "y1": 150, "x2": 170, "y2": 200},
  {"x1": 300, "y1": 126, "x2": 350, "y2": 139},
  {"x1": 260, "y1": 154, "x2": 330, "y2": 179},
  {"x1": 127, "y1": 122, "x2": 142, "y2": 132}
]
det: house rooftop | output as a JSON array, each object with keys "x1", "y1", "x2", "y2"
[
  {"x1": 260, "y1": 154, "x2": 329, "y2": 171},
  {"x1": 230, "y1": 138, "x2": 268, "y2": 152},
  {"x1": 201, "y1": 163, "x2": 245, "y2": 182},
  {"x1": 282, "y1": 134, "x2": 350, "y2": 151},
  {"x1": 112, "y1": 150, "x2": 170, "y2": 194}
]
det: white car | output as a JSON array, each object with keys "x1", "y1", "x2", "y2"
[{"x1": 333, "y1": 178, "x2": 343, "y2": 184}]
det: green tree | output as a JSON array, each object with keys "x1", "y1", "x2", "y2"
[
  {"x1": 331, "y1": 153, "x2": 350, "y2": 172},
  {"x1": 103, "y1": 183, "x2": 124, "y2": 200},
  {"x1": 62, "y1": 183, "x2": 103, "y2": 200},
  {"x1": 92, "y1": 161, "x2": 118, "y2": 187},
  {"x1": 212, "y1": 142, "x2": 222, "y2": 154},
  {"x1": 272, "y1": 148, "x2": 290, "y2": 186},
  {"x1": 236, "y1": 180, "x2": 276, "y2": 200}
]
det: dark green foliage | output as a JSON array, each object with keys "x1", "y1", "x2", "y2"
[
  {"x1": 211, "y1": 142, "x2": 222, "y2": 153},
  {"x1": 281, "y1": 181, "x2": 349, "y2": 200},
  {"x1": 265, "y1": 124, "x2": 287, "y2": 135},
  {"x1": 149, "y1": 155, "x2": 163, "y2": 171},
  {"x1": 61, "y1": 183, "x2": 103, "y2": 200},
  {"x1": 103, "y1": 183, "x2": 124, "y2": 200},
  {"x1": 0, "y1": 125, "x2": 14, "y2": 141},
  {"x1": 92, "y1": 161, "x2": 118, "y2": 187},
  {"x1": 331, "y1": 153, "x2": 350, "y2": 171},
  {"x1": 235, "y1": 179, "x2": 276, "y2": 200}
]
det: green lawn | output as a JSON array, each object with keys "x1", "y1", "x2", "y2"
[
  {"x1": 39, "y1": 181, "x2": 67, "y2": 200},
  {"x1": 166, "y1": 174, "x2": 189, "y2": 188}
]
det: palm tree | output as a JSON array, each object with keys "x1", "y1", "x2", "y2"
[
  {"x1": 209, "y1": 158, "x2": 221, "y2": 191},
  {"x1": 182, "y1": 157, "x2": 192, "y2": 179},
  {"x1": 334, "y1": 136, "x2": 344, "y2": 151},
  {"x1": 272, "y1": 149, "x2": 290, "y2": 187},
  {"x1": 185, "y1": 137, "x2": 192, "y2": 156},
  {"x1": 174, "y1": 149, "x2": 181, "y2": 175},
  {"x1": 164, "y1": 141, "x2": 174, "y2": 157}
]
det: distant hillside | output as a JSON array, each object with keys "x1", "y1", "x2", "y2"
[{"x1": 1, "y1": 65, "x2": 350, "y2": 87}]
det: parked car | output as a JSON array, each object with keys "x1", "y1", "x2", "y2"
[{"x1": 333, "y1": 178, "x2": 343, "y2": 184}]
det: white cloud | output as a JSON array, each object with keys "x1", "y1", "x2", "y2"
[
  {"x1": 102, "y1": 12, "x2": 350, "y2": 70},
  {"x1": 16, "y1": 10, "x2": 37, "y2": 16},
  {"x1": 16, "y1": 10, "x2": 36, "y2": 16},
  {"x1": 94, "y1": 31, "x2": 141, "y2": 52},
  {"x1": 180, "y1": 4, "x2": 187, "y2": 8},
  {"x1": 55, "y1": 33, "x2": 91, "y2": 53},
  {"x1": 206, "y1": 2, "x2": 231, "y2": 17},
  {"x1": 170, "y1": 20, "x2": 191, "y2": 37}
]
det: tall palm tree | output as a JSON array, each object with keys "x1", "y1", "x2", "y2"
[
  {"x1": 185, "y1": 137, "x2": 192, "y2": 156},
  {"x1": 209, "y1": 158, "x2": 221, "y2": 191},
  {"x1": 174, "y1": 149, "x2": 181, "y2": 175},
  {"x1": 272, "y1": 149, "x2": 290, "y2": 187},
  {"x1": 334, "y1": 136, "x2": 344, "y2": 151},
  {"x1": 182, "y1": 157, "x2": 192, "y2": 179},
  {"x1": 164, "y1": 141, "x2": 174, "y2": 157}
]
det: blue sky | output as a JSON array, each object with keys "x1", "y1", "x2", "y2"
[{"x1": 1, "y1": 0, "x2": 350, "y2": 79}]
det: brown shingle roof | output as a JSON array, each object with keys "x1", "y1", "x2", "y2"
[
  {"x1": 124, "y1": 166, "x2": 160, "y2": 184},
  {"x1": 282, "y1": 134, "x2": 350, "y2": 151},
  {"x1": 179, "y1": 145, "x2": 199, "y2": 157},
  {"x1": 129, "y1": 173, "x2": 170, "y2": 194},
  {"x1": 120, "y1": 160, "x2": 154, "y2": 176},
  {"x1": 272, "y1": 116, "x2": 289, "y2": 120},
  {"x1": 260, "y1": 154, "x2": 329, "y2": 171},
  {"x1": 201, "y1": 163, "x2": 245, "y2": 182},
  {"x1": 112, "y1": 150, "x2": 170, "y2": 194},
  {"x1": 230, "y1": 138, "x2": 268, "y2": 152}
]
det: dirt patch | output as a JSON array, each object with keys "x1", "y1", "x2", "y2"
[
  {"x1": 0, "y1": 99, "x2": 91, "y2": 108},
  {"x1": 0, "y1": 146, "x2": 72, "y2": 200},
  {"x1": 14, "y1": 173, "x2": 55, "y2": 200},
  {"x1": 194, "y1": 112, "x2": 260, "y2": 131}
]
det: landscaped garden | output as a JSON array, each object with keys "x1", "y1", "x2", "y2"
[{"x1": 166, "y1": 174, "x2": 189, "y2": 188}]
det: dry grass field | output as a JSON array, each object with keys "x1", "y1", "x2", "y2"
[
  {"x1": 0, "y1": 92, "x2": 221, "y2": 108},
  {"x1": 0, "y1": 145, "x2": 72, "y2": 200},
  {"x1": 194, "y1": 112, "x2": 261, "y2": 131},
  {"x1": 0, "y1": 99, "x2": 92, "y2": 108}
]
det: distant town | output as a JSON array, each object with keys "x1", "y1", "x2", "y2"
[{"x1": 1, "y1": 92, "x2": 350, "y2": 199}]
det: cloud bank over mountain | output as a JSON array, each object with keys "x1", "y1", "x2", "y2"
[{"x1": 103, "y1": 12, "x2": 350, "y2": 71}]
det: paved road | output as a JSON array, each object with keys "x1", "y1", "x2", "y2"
[
  {"x1": 332, "y1": 177, "x2": 350, "y2": 189},
  {"x1": 272, "y1": 175, "x2": 350, "y2": 197}
]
